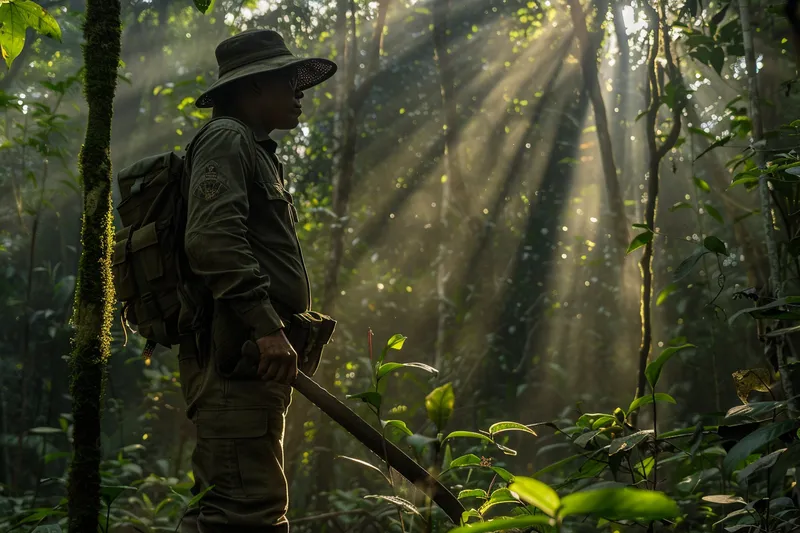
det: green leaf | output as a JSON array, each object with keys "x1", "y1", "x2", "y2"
[
  {"x1": 364, "y1": 494, "x2": 421, "y2": 516},
  {"x1": 674, "y1": 248, "x2": 709, "y2": 281},
  {"x1": 99, "y1": 485, "x2": 137, "y2": 507},
  {"x1": 376, "y1": 361, "x2": 438, "y2": 380},
  {"x1": 645, "y1": 344, "x2": 696, "y2": 389},
  {"x1": 723, "y1": 420, "x2": 797, "y2": 474},
  {"x1": 669, "y1": 201, "x2": 692, "y2": 212},
  {"x1": 458, "y1": 489, "x2": 488, "y2": 500},
  {"x1": 378, "y1": 333, "x2": 407, "y2": 366},
  {"x1": 609, "y1": 430, "x2": 654, "y2": 455},
  {"x1": 736, "y1": 448, "x2": 786, "y2": 483},
  {"x1": 346, "y1": 391, "x2": 382, "y2": 410},
  {"x1": 442, "y1": 431, "x2": 494, "y2": 445},
  {"x1": 626, "y1": 231, "x2": 653, "y2": 255},
  {"x1": 656, "y1": 283, "x2": 678, "y2": 306},
  {"x1": 488, "y1": 421, "x2": 538, "y2": 437},
  {"x1": 382, "y1": 419, "x2": 413, "y2": 437},
  {"x1": 704, "y1": 236, "x2": 727, "y2": 255},
  {"x1": 449, "y1": 454, "x2": 482, "y2": 468},
  {"x1": 491, "y1": 466, "x2": 515, "y2": 482},
  {"x1": 628, "y1": 393, "x2": 677, "y2": 414},
  {"x1": 709, "y1": 46, "x2": 725, "y2": 75},
  {"x1": 193, "y1": 0, "x2": 213, "y2": 13},
  {"x1": 704, "y1": 203, "x2": 724, "y2": 224},
  {"x1": 187, "y1": 485, "x2": 214, "y2": 508},
  {"x1": 0, "y1": 0, "x2": 62, "y2": 68},
  {"x1": 336, "y1": 455, "x2": 391, "y2": 482},
  {"x1": 694, "y1": 177, "x2": 712, "y2": 192},
  {"x1": 508, "y1": 476, "x2": 561, "y2": 517},
  {"x1": 425, "y1": 382, "x2": 455, "y2": 431},
  {"x1": 696, "y1": 134, "x2": 733, "y2": 161},
  {"x1": 689, "y1": 126, "x2": 716, "y2": 140},
  {"x1": 573, "y1": 429, "x2": 601, "y2": 448},
  {"x1": 558, "y1": 488, "x2": 680, "y2": 520},
  {"x1": 449, "y1": 516, "x2": 553, "y2": 533}
]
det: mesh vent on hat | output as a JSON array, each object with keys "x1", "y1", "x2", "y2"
[{"x1": 196, "y1": 57, "x2": 337, "y2": 108}]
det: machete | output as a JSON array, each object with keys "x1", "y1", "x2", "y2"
[{"x1": 241, "y1": 341, "x2": 466, "y2": 524}]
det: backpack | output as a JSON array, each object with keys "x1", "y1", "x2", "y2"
[
  {"x1": 112, "y1": 149, "x2": 189, "y2": 357},
  {"x1": 112, "y1": 118, "x2": 254, "y2": 358}
]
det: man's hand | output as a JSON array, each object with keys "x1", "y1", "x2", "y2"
[{"x1": 256, "y1": 330, "x2": 298, "y2": 384}]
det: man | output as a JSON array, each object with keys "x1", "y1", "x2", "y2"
[{"x1": 176, "y1": 29, "x2": 337, "y2": 532}]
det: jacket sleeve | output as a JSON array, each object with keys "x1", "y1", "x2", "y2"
[{"x1": 184, "y1": 121, "x2": 285, "y2": 338}]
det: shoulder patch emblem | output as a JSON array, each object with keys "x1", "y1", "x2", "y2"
[{"x1": 192, "y1": 161, "x2": 228, "y2": 201}]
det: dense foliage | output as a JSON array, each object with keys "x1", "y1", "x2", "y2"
[{"x1": 2, "y1": 0, "x2": 800, "y2": 531}]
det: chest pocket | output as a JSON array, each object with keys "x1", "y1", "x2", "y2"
[{"x1": 253, "y1": 152, "x2": 299, "y2": 225}]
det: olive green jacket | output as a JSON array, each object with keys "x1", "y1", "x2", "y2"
[{"x1": 178, "y1": 118, "x2": 310, "y2": 342}]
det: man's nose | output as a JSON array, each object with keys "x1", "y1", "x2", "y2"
[{"x1": 295, "y1": 89, "x2": 304, "y2": 99}]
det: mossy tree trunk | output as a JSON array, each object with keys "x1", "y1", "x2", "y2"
[{"x1": 66, "y1": 1, "x2": 121, "y2": 532}]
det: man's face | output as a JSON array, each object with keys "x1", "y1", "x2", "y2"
[{"x1": 254, "y1": 67, "x2": 304, "y2": 131}]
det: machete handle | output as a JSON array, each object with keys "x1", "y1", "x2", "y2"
[{"x1": 241, "y1": 340, "x2": 466, "y2": 524}]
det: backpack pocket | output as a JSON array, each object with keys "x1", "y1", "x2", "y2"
[{"x1": 112, "y1": 226, "x2": 137, "y2": 302}]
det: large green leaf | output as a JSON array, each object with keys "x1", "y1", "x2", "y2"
[
  {"x1": 0, "y1": 0, "x2": 61, "y2": 68},
  {"x1": 723, "y1": 420, "x2": 797, "y2": 474},
  {"x1": 673, "y1": 248, "x2": 709, "y2": 281},
  {"x1": 448, "y1": 515, "x2": 553, "y2": 533},
  {"x1": 645, "y1": 344, "x2": 695, "y2": 389},
  {"x1": 558, "y1": 488, "x2": 679, "y2": 520},
  {"x1": 703, "y1": 236, "x2": 727, "y2": 255},
  {"x1": 508, "y1": 476, "x2": 560, "y2": 517},
  {"x1": 627, "y1": 393, "x2": 677, "y2": 414},
  {"x1": 425, "y1": 382, "x2": 455, "y2": 431},
  {"x1": 376, "y1": 361, "x2": 438, "y2": 380}
]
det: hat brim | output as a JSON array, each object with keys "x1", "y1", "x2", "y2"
[{"x1": 195, "y1": 55, "x2": 337, "y2": 108}]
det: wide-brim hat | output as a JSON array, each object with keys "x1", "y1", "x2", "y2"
[{"x1": 196, "y1": 29, "x2": 337, "y2": 109}]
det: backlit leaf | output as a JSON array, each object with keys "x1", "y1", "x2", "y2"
[
  {"x1": 488, "y1": 421, "x2": 538, "y2": 437},
  {"x1": 346, "y1": 391, "x2": 382, "y2": 410},
  {"x1": 609, "y1": 430, "x2": 653, "y2": 455},
  {"x1": 0, "y1": 0, "x2": 61, "y2": 68},
  {"x1": 628, "y1": 393, "x2": 678, "y2": 414},
  {"x1": 508, "y1": 476, "x2": 561, "y2": 517},
  {"x1": 558, "y1": 487, "x2": 680, "y2": 520},
  {"x1": 425, "y1": 382, "x2": 455, "y2": 430},
  {"x1": 449, "y1": 516, "x2": 553, "y2": 532}
]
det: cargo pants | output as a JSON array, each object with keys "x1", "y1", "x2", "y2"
[{"x1": 178, "y1": 307, "x2": 293, "y2": 533}]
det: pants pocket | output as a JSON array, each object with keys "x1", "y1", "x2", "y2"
[
  {"x1": 196, "y1": 408, "x2": 287, "y2": 500},
  {"x1": 178, "y1": 354, "x2": 202, "y2": 407}
]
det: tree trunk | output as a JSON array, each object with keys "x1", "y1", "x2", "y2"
[
  {"x1": 738, "y1": 0, "x2": 798, "y2": 415},
  {"x1": 634, "y1": 1, "x2": 684, "y2": 406},
  {"x1": 66, "y1": 0, "x2": 121, "y2": 531},
  {"x1": 566, "y1": 0, "x2": 629, "y2": 252}
]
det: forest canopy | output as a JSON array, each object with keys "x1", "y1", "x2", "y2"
[{"x1": 2, "y1": 0, "x2": 800, "y2": 532}]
